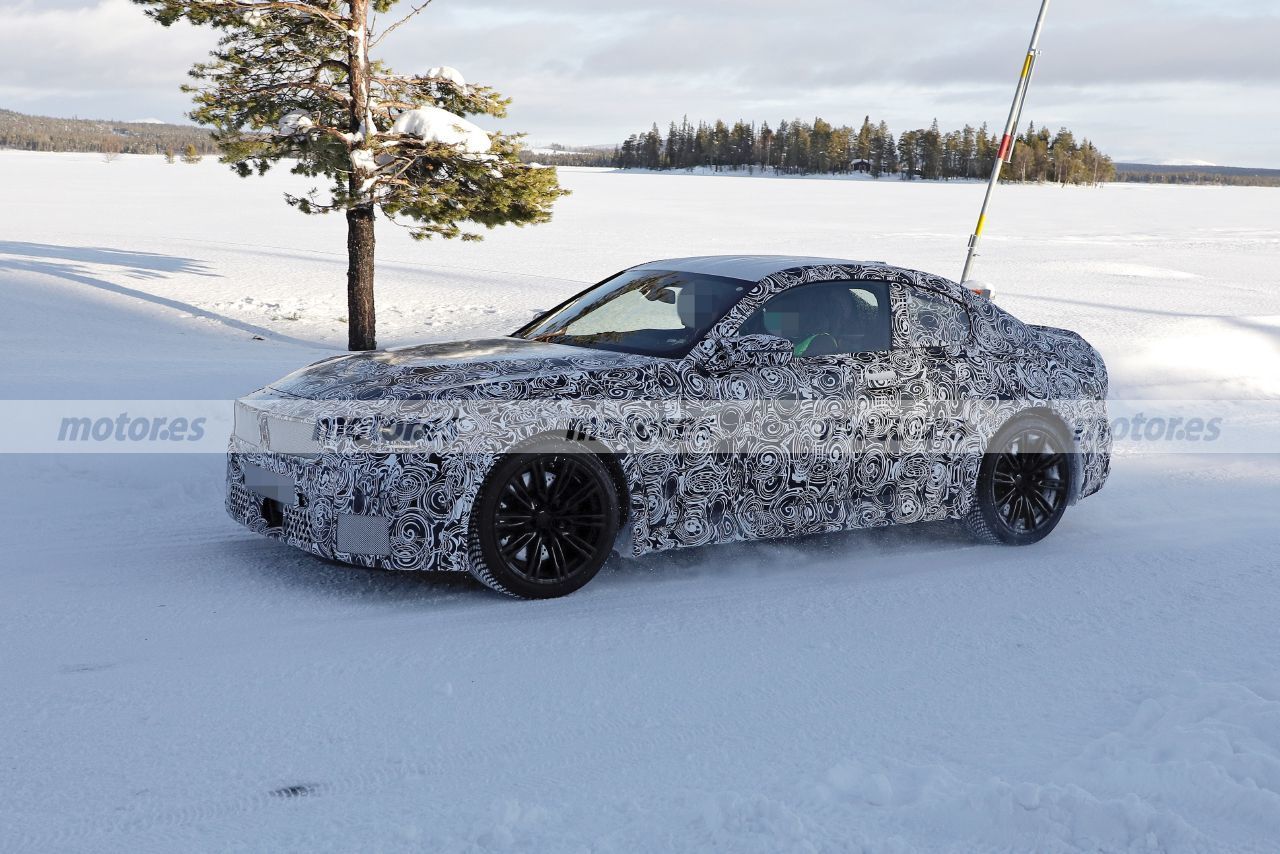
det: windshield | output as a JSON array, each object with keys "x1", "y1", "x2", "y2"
[{"x1": 514, "y1": 269, "x2": 751, "y2": 357}]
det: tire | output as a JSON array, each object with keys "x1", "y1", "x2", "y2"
[
  {"x1": 468, "y1": 442, "x2": 620, "y2": 599},
  {"x1": 964, "y1": 414, "x2": 1074, "y2": 546}
]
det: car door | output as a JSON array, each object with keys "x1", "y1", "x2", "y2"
[{"x1": 721, "y1": 279, "x2": 895, "y2": 540}]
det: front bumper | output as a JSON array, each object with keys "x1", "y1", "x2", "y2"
[{"x1": 225, "y1": 438, "x2": 493, "y2": 572}]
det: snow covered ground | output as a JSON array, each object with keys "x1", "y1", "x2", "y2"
[{"x1": 2, "y1": 152, "x2": 1279, "y2": 852}]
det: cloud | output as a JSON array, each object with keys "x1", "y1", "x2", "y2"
[
  {"x1": 0, "y1": 0, "x2": 212, "y2": 116},
  {"x1": 2, "y1": 0, "x2": 1277, "y2": 165}
]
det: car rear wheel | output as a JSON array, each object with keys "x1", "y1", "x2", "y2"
[
  {"x1": 468, "y1": 444, "x2": 619, "y2": 598},
  {"x1": 964, "y1": 415, "x2": 1074, "y2": 546}
]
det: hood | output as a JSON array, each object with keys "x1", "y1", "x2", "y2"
[{"x1": 267, "y1": 337, "x2": 660, "y2": 400}]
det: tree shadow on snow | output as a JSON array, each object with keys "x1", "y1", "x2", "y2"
[
  {"x1": 0, "y1": 245, "x2": 320, "y2": 348},
  {"x1": 0, "y1": 241, "x2": 218, "y2": 279}
]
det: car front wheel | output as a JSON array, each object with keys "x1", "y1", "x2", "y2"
[
  {"x1": 964, "y1": 416, "x2": 1074, "y2": 546},
  {"x1": 468, "y1": 444, "x2": 620, "y2": 598}
]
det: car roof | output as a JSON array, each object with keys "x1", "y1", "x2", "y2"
[{"x1": 630, "y1": 255, "x2": 891, "y2": 282}]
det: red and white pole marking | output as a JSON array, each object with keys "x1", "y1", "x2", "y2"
[{"x1": 961, "y1": 0, "x2": 1052, "y2": 291}]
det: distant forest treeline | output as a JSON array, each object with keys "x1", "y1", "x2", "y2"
[
  {"x1": 607, "y1": 116, "x2": 1116, "y2": 184},
  {"x1": 1114, "y1": 163, "x2": 1280, "y2": 188},
  {"x1": 7, "y1": 107, "x2": 1275, "y2": 187},
  {"x1": 0, "y1": 108, "x2": 218, "y2": 156}
]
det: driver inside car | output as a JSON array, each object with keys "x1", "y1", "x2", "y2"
[{"x1": 743, "y1": 286, "x2": 862, "y2": 357}]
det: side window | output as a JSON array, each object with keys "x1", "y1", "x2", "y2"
[
  {"x1": 738, "y1": 281, "x2": 891, "y2": 356},
  {"x1": 898, "y1": 286, "x2": 971, "y2": 348}
]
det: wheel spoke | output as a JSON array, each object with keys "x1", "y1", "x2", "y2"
[
  {"x1": 1029, "y1": 453, "x2": 1064, "y2": 474},
  {"x1": 505, "y1": 475, "x2": 538, "y2": 511},
  {"x1": 1020, "y1": 494, "x2": 1038, "y2": 529},
  {"x1": 559, "y1": 529, "x2": 596, "y2": 559},
  {"x1": 559, "y1": 478, "x2": 601, "y2": 513},
  {"x1": 544, "y1": 534, "x2": 570, "y2": 579},
  {"x1": 1028, "y1": 488, "x2": 1056, "y2": 518},
  {"x1": 500, "y1": 531, "x2": 535, "y2": 558},
  {"x1": 529, "y1": 458, "x2": 550, "y2": 502},
  {"x1": 526, "y1": 532, "x2": 545, "y2": 578},
  {"x1": 547, "y1": 456, "x2": 579, "y2": 505},
  {"x1": 998, "y1": 496, "x2": 1017, "y2": 525}
]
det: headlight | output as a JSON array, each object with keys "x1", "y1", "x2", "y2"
[
  {"x1": 233, "y1": 401, "x2": 261, "y2": 447},
  {"x1": 263, "y1": 414, "x2": 321, "y2": 455}
]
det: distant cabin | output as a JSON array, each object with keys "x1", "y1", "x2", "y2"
[{"x1": 852, "y1": 160, "x2": 871, "y2": 173}]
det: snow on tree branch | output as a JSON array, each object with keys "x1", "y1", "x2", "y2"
[{"x1": 389, "y1": 107, "x2": 490, "y2": 154}]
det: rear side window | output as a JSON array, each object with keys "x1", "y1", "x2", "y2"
[{"x1": 899, "y1": 286, "x2": 971, "y2": 348}]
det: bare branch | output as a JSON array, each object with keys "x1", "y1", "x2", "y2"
[{"x1": 371, "y1": 0, "x2": 434, "y2": 47}]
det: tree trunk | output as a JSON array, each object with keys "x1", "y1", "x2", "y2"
[
  {"x1": 345, "y1": 0, "x2": 376, "y2": 351},
  {"x1": 346, "y1": 203, "x2": 376, "y2": 351}
]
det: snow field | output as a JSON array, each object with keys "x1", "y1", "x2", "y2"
[{"x1": 1, "y1": 151, "x2": 1279, "y2": 852}]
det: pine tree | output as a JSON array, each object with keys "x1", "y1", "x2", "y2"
[
  {"x1": 133, "y1": 0, "x2": 568, "y2": 351},
  {"x1": 181, "y1": 142, "x2": 203, "y2": 164},
  {"x1": 643, "y1": 123, "x2": 662, "y2": 169},
  {"x1": 164, "y1": 147, "x2": 177, "y2": 164},
  {"x1": 665, "y1": 121, "x2": 679, "y2": 169},
  {"x1": 922, "y1": 119, "x2": 944, "y2": 180},
  {"x1": 856, "y1": 116, "x2": 873, "y2": 162},
  {"x1": 898, "y1": 130, "x2": 919, "y2": 179},
  {"x1": 883, "y1": 124, "x2": 899, "y2": 176},
  {"x1": 758, "y1": 121, "x2": 774, "y2": 170}
]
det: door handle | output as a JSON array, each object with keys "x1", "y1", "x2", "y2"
[{"x1": 864, "y1": 370, "x2": 897, "y2": 386}]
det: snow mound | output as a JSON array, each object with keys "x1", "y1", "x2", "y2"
[
  {"x1": 426, "y1": 65, "x2": 466, "y2": 87},
  {"x1": 390, "y1": 106, "x2": 490, "y2": 154},
  {"x1": 278, "y1": 110, "x2": 314, "y2": 136}
]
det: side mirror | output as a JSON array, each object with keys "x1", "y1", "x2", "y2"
[{"x1": 697, "y1": 334, "x2": 794, "y2": 373}]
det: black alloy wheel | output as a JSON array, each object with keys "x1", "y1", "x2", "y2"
[
  {"x1": 469, "y1": 446, "x2": 619, "y2": 598},
  {"x1": 965, "y1": 416, "x2": 1074, "y2": 546}
]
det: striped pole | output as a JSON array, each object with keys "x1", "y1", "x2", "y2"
[{"x1": 961, "y1": 0, "x2": 1052, "y2": 288}]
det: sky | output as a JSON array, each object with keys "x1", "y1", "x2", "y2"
[{"x1": 2, "y1": 0, "x2": 1278, "y2": 166}]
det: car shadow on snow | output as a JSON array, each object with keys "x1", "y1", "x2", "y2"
[
  {"x1": 220, "y1": 536, "x2": 481, "y2": 604},
  {"x1": 598, "y1": 519, "x2": 976, "y2": 592},
  {"x1": 223, "y1": 519, "x2": 976, "y2": 605}
]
